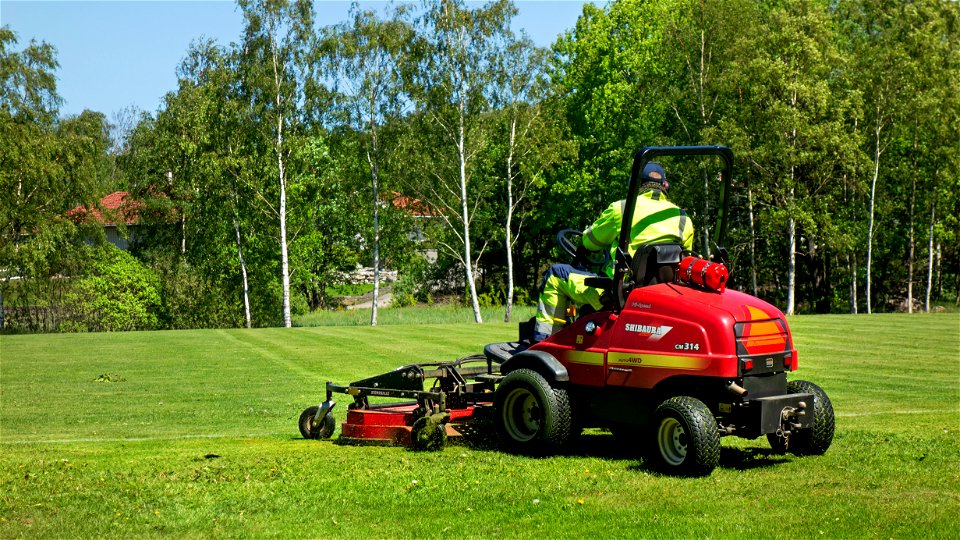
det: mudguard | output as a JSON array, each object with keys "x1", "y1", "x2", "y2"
[{"x1": 500, "y1": 350, "x2": 569, "y2": 383}]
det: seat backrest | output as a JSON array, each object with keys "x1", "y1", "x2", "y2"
[{"x1": 631, "y1": 243, "x2": 683, "y2": 287}]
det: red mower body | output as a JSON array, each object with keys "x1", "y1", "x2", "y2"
[{"x1": 531, "y1": 282, "x2": 797, "y2": 391}]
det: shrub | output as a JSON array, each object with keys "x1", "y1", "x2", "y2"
[
  {"x1": 392, "y1": 257, "x2": 433, "y2": 307},
  {"x1": 66, "y1": 244, "x2": 162, "y2": 331},
  {"x1": 512, "y1": 287, "x2": 533, "y2": 307},
  {"x1": 150, "y1": 256, "x2": 242, "y2": 329}
]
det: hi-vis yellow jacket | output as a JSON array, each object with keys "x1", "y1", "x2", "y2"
[{"x1": 582, "y1": 190, "x2": 694, "y2": 277}]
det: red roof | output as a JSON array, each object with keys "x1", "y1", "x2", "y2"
[
  {"x1": 390, "y1": 193, "x2": 439, "y2": 217},
  {"x1": 68, "y1": 191, "x2": 143, "y2": 226}
]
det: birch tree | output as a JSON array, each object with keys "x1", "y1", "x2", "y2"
[
  {"x1": 237, "y1": 0, "x2": 314, "y2": 328},
  {"x1": 838, "y1": 0, "x2": 921, "y2": 314},
  {"x1": 405, "y1": 0, "x2": 516, "y2": 323},
  {"x1": 320, "y1": 5, "x2": 411, "y2": 326},
  {"x1": 724, "y1": 0, "x2": 847, "y2": 315},
  {"x1": 493, "y1": 35, "x2": 557, "y2": 322}
]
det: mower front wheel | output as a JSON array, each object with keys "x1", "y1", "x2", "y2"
[
  {"x1": 299, "y1": 406, "x2": 336, "y2": 440},
  {"x1": 493, "y1": 368, "x2": 572, "y2": 455},
  {"x1": 647, "y1": 396, "x2": 720, "y2": 476},
  {"x1": 411, "y1": 414, "x2": 448, "y2": 451}
]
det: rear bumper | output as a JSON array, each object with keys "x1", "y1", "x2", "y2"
[{"x1": 734, "y1": 392, "x2": 814, "y2": 439}]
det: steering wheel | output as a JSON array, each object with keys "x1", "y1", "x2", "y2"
[{"x1": 556, "y1": 229, "x2": 611, "y2": 269}]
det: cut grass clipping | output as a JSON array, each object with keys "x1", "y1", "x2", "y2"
[{"x1": 1, "y1": 313, "x2": 958, "y2": 538}]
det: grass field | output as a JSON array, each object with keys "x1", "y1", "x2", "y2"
[
  {"x1": 294, "y1": 304, "x2": 537, "y2": 327},
  {"x1": 1, "y1": 313, "x2": 958, "y2": 538}
]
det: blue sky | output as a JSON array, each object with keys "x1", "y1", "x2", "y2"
[{"x1": 0, "y1": 1, "x2": 597, "y2": 119}]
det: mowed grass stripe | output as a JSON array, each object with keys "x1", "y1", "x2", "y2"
[{"x1": 1, "y1": 313, "x2": 958, "y2": 538}]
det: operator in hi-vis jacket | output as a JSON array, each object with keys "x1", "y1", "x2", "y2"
[{"x1": 533, "y1": 162, "x2": 694, "y2": 343}]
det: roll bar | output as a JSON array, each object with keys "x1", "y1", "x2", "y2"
[{"x1": 613, "y1": 146, "x2": 734, "y2": 308}]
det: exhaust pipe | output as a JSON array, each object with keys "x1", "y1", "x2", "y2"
[{"x1": 725, "y1": 381, "x2": 747, "y2": 397}]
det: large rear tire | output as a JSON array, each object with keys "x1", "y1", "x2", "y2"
[
  {"x1": 647, "y1": 396, "x2": 720, "y2": 476},
  {"x1": 299, "y1": 406, "x2": 336, "y2": 440},
  {"x1": 767, "y1": 380, "x2": 834, "y2": 455},
  {"x1": 493, "y1": 368, "x2": 572, "y2": 455}
]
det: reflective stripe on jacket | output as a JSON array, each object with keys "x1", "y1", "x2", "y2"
[{"x1": 582, "y1": 190, "x2": 694, "y2": 276}]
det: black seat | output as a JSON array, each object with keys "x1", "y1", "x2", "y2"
[
  {"x1": 484, "y1": 341, "x2": 530, "y2": 364},
  {"x1": 632, "y1": 243, "x2": 683, "y2": 286},
  {"x1": 583, "y1": 243, "x2": 683, "y2": 292}
]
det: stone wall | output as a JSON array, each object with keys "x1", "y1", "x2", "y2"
[{"x1": 342, "y1": 267, "x2": 398, "y2": 284}]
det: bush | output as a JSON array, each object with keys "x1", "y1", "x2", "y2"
[
  {"x1": 512, "y1": 287, "x2": 534, "y2": 307},
  {"x1": 150, "y1": 256, "x2": 242, "y2": 329},
  {"x1": 65, "y1": 244, "x2": 162, "y2": 332},
  {"x1": 391, "y1": 257, "x2": 433, "y2": 307}
]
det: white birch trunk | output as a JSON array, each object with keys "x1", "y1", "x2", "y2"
[
  {"x1": 278, "y1": 127, "x2": 291, "y2": 328},
  {"x1": 459, "y1": 111, "x2": 482, "y2": 324},
  {"x1": 849, "y1": 253, "x2": 858, "y2": 314},
  {"x1": 368, "y1": 100, "x2": 381, "y2": 327},
  {"x1": 232, "y1": 212, "x2": 252, "y2": 329},
  {"x1": 925, "y1": 204, "x2": 935, "y2": 313},
  {"x1": 504, "y1": 117, "x2": 516, "y2": 323},
  {"x1": 786, "y1": 215, "x2": 796, "y2": 315},
  {"x1": 271, "y1": 37, "x2": 292, "y2": 329},
  {"x1": 866, "y1": 119, "x2": 881, "y2": 315},
  {"x1": 786, "y1": 93, "x2": 798, "y2": 316},
  {"x1": 370, "y1": 156, "x2": 381, "y2": 327}
]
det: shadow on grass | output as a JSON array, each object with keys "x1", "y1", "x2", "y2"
[
  {"x1": 328, "y1": 422, "x2": 794, "y2": 475},
  {"x1": 717, "y1": 446, "x2": 792, "y2": 470},
  {"x1": 459, "y1": 430, "x2": 792, "y2": 473}
]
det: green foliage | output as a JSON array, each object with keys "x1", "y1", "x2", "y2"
[
  {"x1": 512, "y1": 286, "x2": 533, "y2": 307},
  {"x1": 288, "y1": 137, "x2": 367, "y2": 311},
  {"x1": 64, "y1": 244, "x2": 161, "y2": 332},
  {"x1": 391, "y1": 256, "x2": 433, "y2": 308},
  {"x1": 326, "y1": 283, "x2": 374, "y2": 297},
  {"x1": 148, "y1": 253, "x2": 242, "y2": 329},
  {"x1": 0, "y1": 29, "x2": 114, "y2": 330},
  {"x1": 6, "y1": 0, "x2": 960, "y2": 333}
]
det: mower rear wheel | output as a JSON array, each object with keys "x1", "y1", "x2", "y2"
[
  {"x1": 494, "y1": 368, "x2": 572, "y2": 455},
  {"x1": 767, "y1": 380, "x2": 834, "y2": 456},
  {"x1": 647, "y1": 396, "x2": 720, "y2": 476},
  {"x1": 299, "y1": 406, "x2": 336, "y2": 440}
]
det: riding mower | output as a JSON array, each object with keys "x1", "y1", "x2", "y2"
[{"x1": 299, "y1": 145, "x2": 835, "y2": 476}]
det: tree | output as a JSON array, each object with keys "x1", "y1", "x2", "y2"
[
  {"x1": 0, "y1": 27, "x2": 108, "y2": 330},
  {"x1": 719, "y1": 0, "x2": 851, "y2": 314},
  {"x1": 552, "y1": 0, "x2": 676, "y2": 194},
  {"x1": 319, "y1": 4, "x2": 412, "y2": 325},
  {"x1": 403, "y1": 0, "x2": 517, "y2": 323},
  {"x1": 237, "y1": 0, "x2": 316, "y2": 328},
  {"x1": 839, "y1": 0, "x2": 917, "y2": 314},
  {"x1": 492, "y1": 34, "x2": 568, "y2": 321},
  {"x1": 120, "y1": 40, "x2": 253, "y2": 329},
  {"x1": 660, "y1": 0, "x2": 756, "y2": 261}
]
